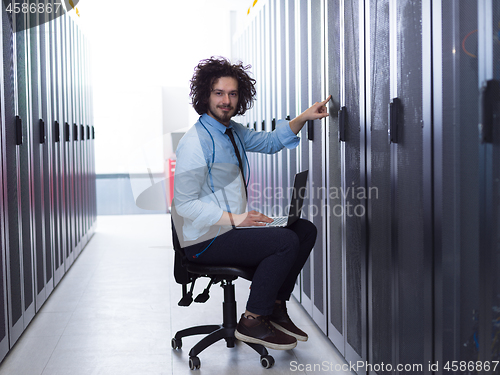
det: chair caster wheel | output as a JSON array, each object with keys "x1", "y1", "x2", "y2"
[
  {"x1": 189, "y1": 356, "x2": 201, "y2": 370},
  {"x1": 171, "y1": 337, "x2": 182, "y2": 350},
  {"x1": 260, "y1": 355, "x2": 275, "y2": 369}
]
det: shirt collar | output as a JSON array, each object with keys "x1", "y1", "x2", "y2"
[{"x1": 201, "y1": 113, "x2": 234, "y2": 135}]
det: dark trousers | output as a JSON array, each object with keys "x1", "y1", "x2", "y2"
[{"x1": 183, "y1": 219, "x2": 317, "y2": 316}]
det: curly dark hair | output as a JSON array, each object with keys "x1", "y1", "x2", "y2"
[{"x1": 190, "y1": 56, "x2": 257, "y2": 116}]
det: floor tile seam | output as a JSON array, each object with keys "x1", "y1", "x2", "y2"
[{"x1": 39, "y1": 312, "x2": 75, "y2": 375}]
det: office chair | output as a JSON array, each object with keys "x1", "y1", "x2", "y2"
[{"x1": 170, "y1": 208, "x2": 275, "y2": 370}]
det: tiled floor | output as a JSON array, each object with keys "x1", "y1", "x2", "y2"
[{"x1": 0, "y1": 215, "x2": 354, "y2": 375}]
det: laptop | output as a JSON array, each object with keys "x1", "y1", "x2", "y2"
[{"x1": 237, "y1": 170, "x2": 308, "y2": 229}]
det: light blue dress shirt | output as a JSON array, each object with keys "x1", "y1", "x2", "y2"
[{"x1": 173, "y1": 113, "x2": 300, "y2": 243}]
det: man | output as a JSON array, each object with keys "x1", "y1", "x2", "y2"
[{"x1": 173, "y1": 57, "x2": 330, "y2": 350}]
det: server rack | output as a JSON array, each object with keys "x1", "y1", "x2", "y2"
[
  {"x1": 285, "y1": 2, "x2": 298, "y2": 306},
  {"x1": 365, "y1": 0, "x2": 393, "y2": 372},
  {"x1": 234, "y1": 1, "x2": 500, "y2": 372},
  {"x1": 0, "y1": 2, "x2": 94, "y2": 363},
  {"x1": 297, "y1": 0, "x2": 311, "y2": 314},
  {"x1": 17, "y1": 9, "x2": 36, "y2": 334},
  {"x1": 263, "y1": 1, "x2": 272, "y2": 217},
  {"x1": 39, "y1": 3, "x2": 55, "y2": 302},
  {"x1": 269, "y1": 0, "x2": 278, "y2": 217},
  {"x1": 308, "y1": 0, "x2": 327, "y2": 333},
  {"x1": 325, "y1": 0, "x2": 344, "y2": 356},
  {"x1": 0, "y1": 4, "x2": 10, "y2": 362},
  {"x1": 51, "y1": 12, "x2": 65, "y2": 286},
  {"x1": 1, "y1": 3, "x2": 24, "y2": 348},
  {"x1": 29, "y1": 4, "x2": 47, "y2": 311},
  {"x1": 275, "y1": 0, "x2": 286, "y2": 217},
  {"x1": 255, "y1": 11, "x2": 264, "y2": 214},
  {"x1": 477, "y1": 0, "x2": 499, "y2": 370}
]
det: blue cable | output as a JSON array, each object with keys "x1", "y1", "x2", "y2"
[
  {"x1": 192, "y1": 118, "x2": 251, "y2": 259},
  {"x1": 192, "y1": 227, "x2": 221, "y2": 258}
]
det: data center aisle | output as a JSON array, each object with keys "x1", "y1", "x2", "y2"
[{"x1": 0, "y1": 215, "x2": 353, "y2": 375}]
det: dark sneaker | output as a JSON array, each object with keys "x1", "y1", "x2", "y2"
[
  {"x1": 269, "y1": 302, "x2": 308, "y2": 342},
  {"x1": 235, "y1": 314, "x2": 297, "y2": 350}
]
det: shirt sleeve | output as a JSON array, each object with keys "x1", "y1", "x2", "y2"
[
  {"x1": 239, "y1": 119, "x2": 300, "y2": 153},
  {"x1": 275, "y1": 119, "x2": 301, "y2": 149},
  {"x1": 173, "y1": 133, "x2": 224, "y2": 231}
]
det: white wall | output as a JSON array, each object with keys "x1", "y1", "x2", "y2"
[{"x1": 76, "y1": 0, "x2": 251, "y2": 175}]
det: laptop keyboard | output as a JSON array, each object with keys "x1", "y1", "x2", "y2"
[{"x1": 266, "y1": 216, "x2": 288, "y2": 227}]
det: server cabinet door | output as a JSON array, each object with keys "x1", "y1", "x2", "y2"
[
  {"x1": 325, "y1": 0, "x2": 345, "y2": 356},
  {"x1": 0, "y1": 6, "x2": 12, "y2": 361},
  {"x1": 391, "y1": 0, "x2": 433, "y2": 371},
  {"x1": 246, "y1": 21, "x2": 257, "y2": 211},
  {"x1": 0, "y1": 145, "x2": 9, "y2": 363},
  {"x1": 15, "y1": 11, "x2": 36, "y2": 331},
  {"x1": 29, "y1": 10, "x2": 48, "y2": 312},
  {"x1": 283, "y1": 0, "x2": 301, "y2": 302},
  {"x1": 342, "y1": 0, "x2": 368, "y2": 368},
  {"x1": 1, "y1": 5, "x2": 25, "y2": 347},
  {"x1": 297, "y1": 0, "x2": 312, "y2": 314},
  {"x1": 365, "y1": 0, "x2": 394, "y2": 372},
  {"x1": 39, "y1": 9, "x2": 54, "y2": 299},
  {"x1": 255, "y1": 11, "x2": 264, "y2": 214},
  {"x1": 263, "y1": 1, "x2": 273, "y2": 217},
  {"x1": 285, "y1": 0, "x2": 298, "y2": 236},
  {"x1": 62, "y1": 15, "x2": 74, "y2": 269},
  {"x1": 269, "y1": 0, "x2": 280, "y2": 217},
  {"x1": 307, "y1": 0, "x2": 327, "y2": 333},
  {"x1": 71, "y1": 20, "x2": 82, "y2": 255},
  {"x1": 276, "y1": 0, "x2": 287, "y2": 218},
  {"x1": 432, "y1": 0, "x2": 482, "y2": 368},
  {"x1": 84, "y1": 37, "x2": 95, "y2": 234},
  {"x1": 477, "y1": 1, "x2": 500, "y2": 368},
  {"x1": 49, "y1": 14, "x2": 64, "y2": 286}
]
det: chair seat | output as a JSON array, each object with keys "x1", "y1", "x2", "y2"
[{"x1": 185, "y1": 263, "x2": 255, "y2": 281}]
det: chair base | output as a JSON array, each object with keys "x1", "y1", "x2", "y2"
[
  {"x1": 173, "y1": 323, "x2": 269, "y2": 357},
  {"x1": 172, "y1": 280, "x2": 274, "y2": 369}
]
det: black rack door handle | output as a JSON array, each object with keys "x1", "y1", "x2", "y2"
[
  {"x1": 480, "y1": 79, "x2": 500, "y2": 144},
  {"x1": 54, "y1": 121, "x2": 60, "y2": 142},
  {"x1": 272, "y1": 118, "x2": 276, "y2": 131},
  {"x1": 389, "y1": 97, "x2": 401, "y2": 144},
  {"x1": 65, "y1": 122, "x2": 70, "y2": 142},
  {"x1": 16, "y1": 116, "x2": 22, "y2": 145},
  {"x1": 73, "y1": 123, "x2": 78, "y2": 141},
  {"x1": 307, "y1": 120, "x2": 314, "y2": 141},
  {"x1": 338, "y1": 106, "x2": 346, "y2": 142},
  {"x1": 40, "y1": 119, "x2": 46, "y2": 144}
]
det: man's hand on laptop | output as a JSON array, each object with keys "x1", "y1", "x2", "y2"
[{"x1": 235, "y1": 210, "x2": 273, "y2": 227}]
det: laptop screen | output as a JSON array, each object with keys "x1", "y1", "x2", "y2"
[{"x1": 286, "y1": 170, "x2": 309, "y2": 226}]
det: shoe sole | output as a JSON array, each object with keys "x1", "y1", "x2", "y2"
[
  {"x1": 234, "y1": 329, "x2": 297, "y2": 350},
  {"x1": 270, "y1": 322, "x2": 308, "y2": 342}
]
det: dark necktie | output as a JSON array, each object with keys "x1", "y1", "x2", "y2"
[{"x1": 225, "y1": 128, "x2": 247, "y2": 198}]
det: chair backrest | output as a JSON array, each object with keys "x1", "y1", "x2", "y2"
[{"x1": 171, "y1": 204, "x2": 195, "y2": 285}]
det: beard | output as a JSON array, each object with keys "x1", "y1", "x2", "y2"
[{"x1": 207, "y1": 103, "x2": 236, "y2": 125}]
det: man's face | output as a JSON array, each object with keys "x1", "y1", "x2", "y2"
[{"x1": 206, "y1": 76, "x2": 239, "y2": 126}]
